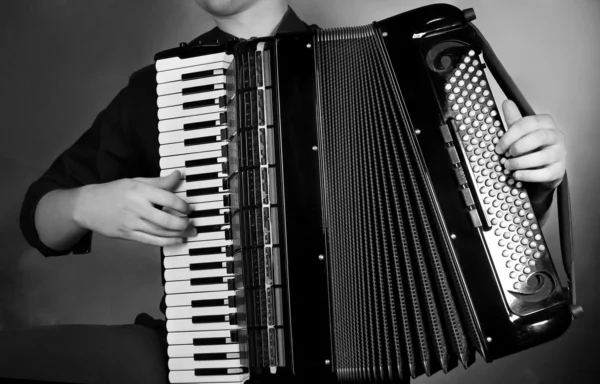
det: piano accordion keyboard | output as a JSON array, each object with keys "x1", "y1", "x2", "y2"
[{"x1": 157, "y1": 51, "x2": 250, "y2": 384}]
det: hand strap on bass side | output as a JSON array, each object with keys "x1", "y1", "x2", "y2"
[{"x1": 468, "y1": 22, "x2": 583, "y2": 319}]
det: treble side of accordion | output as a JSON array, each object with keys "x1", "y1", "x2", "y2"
[{"x1": 155, "y1": 3, "x2": 575, "y2": 384}]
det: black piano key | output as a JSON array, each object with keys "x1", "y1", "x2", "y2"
[
  {"x1": 191, "y1": 298, "x2": 228, "y2": 308},
  {"x1": 195, "y1": 224, "x2": 224, "y2": 234},
  {"x1": 189, "y1": 247, "x2": 225, "y2": 256},
  {"x1": 184, "y1": 120, "x2": 217, "y2": 131},
  {"x1": 231, "y1": 330, "x2": 240, "y2": 342},
  {"x1": 220, "y1": 128, "x2": 229, "y2": 141},
  {"x1": 194, "y1": 353, "x2": 229, "y2": 361},
  {"x1": 192, "y1": 315, "x2": 227, "y2": 324},
  {"x1": 182, "y1": 84, "x2": 220, "y2": 96},
  {"x1": 185, "y1": 136, "x2": 219, "y2": 147},
  {"x1": 190, "y1": 262, "x2": 225, "y2": 271},
  {"x1": 189, "y1": 209, "x2": 222, "y2": 219},
  {"x1": 182, "y1": 69, "x2": 223, "y2": 81},
  {"x1": 183, "y1": 98, "x2": 217, "y2": 110},
  {"x1": 226, "y1": 246, "x2": 233, "y2": 256},
  {"x1": 193, "y1": 337, "x2": 228, "y2": 346},
  {"x1": 194, "y1": 367, "x2": 248, "y2": 376},
  {"x1": 187, "y1": 187, "x2": 220, "y2": 197},
  {"x1": 186, "y1": 173, "x2": 222, "y2": 183},
  {"x1": 228, "y1": 295, "x2": 237, "y2": 308},
  {"x1": 229, "y1": 313, "x2": 238, "y2": 325},
  {"x1": 190, "y1": 276, "x2": 230, "y2": 286},
  {"x1": 226, "y1": 261, "x2": 234, "y2": 274},
  {"x1": 185, "y1": 157, "x2": 218, "y2": 167}
]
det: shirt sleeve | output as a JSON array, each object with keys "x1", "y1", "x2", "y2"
[{"x1": 20, "y1": 85, "x2": 138, "y2": 257}]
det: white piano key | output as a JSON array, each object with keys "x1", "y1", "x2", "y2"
[
  {"x1": 175, "y1": 191, "x2": 228, "y2": 204},
  {"x1": 166, "y1": 318, "x2": 237, "y2": 332},
  {"x1": 158, "y1": 88, "x2": 225, "y2": 109},
  {"x1": 169, "y1": 371, "x2": 247, "y2": 384},
  {"x1": 156, "y1": 53, "x2": 232, "y2": 73},
  {"x1": 164, "y1": 253, "x2": 231, "y2": 269},
  {"x1": 167, "y1": 305, "x2": 236, "y2": 320},
  {"x1": 158, "y1": 100, "x2": 223, "y2": 120},
  {"x1": 160, "y1": 150, "x2": 222, "y2": 170},
  {"x1": 158, "y1": 74, "x2": 226, "y2": 96},
  {"x1": 167, "y1": 329, "x2": 231, "y2": 345},
  {"x1": 165, "y1": 266, "x2": 229, "y2": 282},
  {"x1": 157, "y1": 61, "x2": 231, "y2": 84},
  {"x1": 188, "y1": 230, "x2": 227, "y2": 242},
  {"x1": 168, "y1": 358, "x2": 242, "y2": 371},
  {"x1": 160, "y1": 140, "x2": 226, "y2": 158},
  {"x1": 190, "y1": 200, "x2": 226, "y2": 212},
  {"x1": 167, "y1": 238, "x2": 232, "y2": 257},
  {"x1": 159, "y1": 127, "x2": 222, "y2": 145},
  {"x1": 165, "y1": 280, "x2": 229, "y2": 294},
  {"x1": 193, "y1": 229, "x2": 227, "y2": 241},
  {"x1": 168, "y1": 343, "x2": 240, "y2": 358},
  {"x1": 166, "y1": 291, "x2": 233, "y2": 308},
  {"x1": 175, "y1": 177, "x2": 227, "y2": 193},
  {"x1": 190, "y1": 215, "x2": 226, "y2": 228},
  {"x1": 159, "y1": 113, "x2": 221, "y2": 133},
  {"x1": 161, "y1": 162, "x2": 225, "y2": 178}
]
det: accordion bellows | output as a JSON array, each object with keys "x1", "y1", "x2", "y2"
[{"x1": 317, "y1": 26, "x2": 474, "y2": 381}]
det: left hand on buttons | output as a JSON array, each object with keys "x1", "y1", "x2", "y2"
[{"x1": 494, "y1": 99, "x2": 566, "y2": 191}]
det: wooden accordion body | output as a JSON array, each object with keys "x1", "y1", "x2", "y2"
[{"x1": 155, "y1": 4, "x2": 575, "y2": 383}]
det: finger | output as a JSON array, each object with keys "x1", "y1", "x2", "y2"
[
  {"x1": 512, "y1": 163, "x2": 565, "y2": 183},
  {"x1": 505, "y1": 129, "x2": 563, "y2": 158},
  {"x1": 504, "y1": 146, "x2": 563, "y2": 171},
  {"x1": 134, "y1": 170, "x2": 182, "y2": 192},
  {"x1": 502, "y1": 99, "x2": 522, "y2": 128},
  {"x1": 144, "y1": 188, "x2": 191, "y2": 215},
  {"x1": 128, "y1": 231, "x2": 185, "y2": 247},
  {"x1": 140, "y1": 206, "x2": 190, "y2": 232},
  {"x1": 495, "y1": 114, "x2": 555, "y2": 155},
  {"x1": 135, "y1": 218, "x2": 197, "y2": 238}
]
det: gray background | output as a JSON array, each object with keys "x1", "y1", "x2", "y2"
[{"x1": 0, "y1": 0, "x2": 598, "y2": 383}]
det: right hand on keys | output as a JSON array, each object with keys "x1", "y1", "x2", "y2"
[{"x1": 75, "y1": 170, "x2": 197, "y2": 246}]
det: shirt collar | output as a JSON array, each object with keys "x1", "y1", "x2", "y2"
[{"x1": 189, "y1": 6, "x2": 308, "y2": 46}]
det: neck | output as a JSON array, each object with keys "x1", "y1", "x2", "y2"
[{"x1": 212, "y1": 1, "x2": 288, "y2": 39}]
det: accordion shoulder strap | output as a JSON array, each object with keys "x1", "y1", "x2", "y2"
[{"x1": 468, "y1": 23, "x2": 583, "y2": 319}]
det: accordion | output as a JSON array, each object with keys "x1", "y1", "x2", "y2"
[{"x1": 155, "y1": 3, "x2": 581, "y2": 383}]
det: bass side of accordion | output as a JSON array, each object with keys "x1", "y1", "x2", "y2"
[{"x1": 154, "y1": 3, "x2": 579, "y2": 384}]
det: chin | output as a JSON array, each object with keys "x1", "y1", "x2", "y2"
[{"x1": 195, "y1": 0, "x2": 261, "y2": 17}]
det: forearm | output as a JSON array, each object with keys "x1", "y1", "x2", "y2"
[
  {"x1": 526, "y1": 183, "x2": 555, "y2": 228},
  {"x1": 34, "y1": 187, "x2": 89, "y2": 252}
]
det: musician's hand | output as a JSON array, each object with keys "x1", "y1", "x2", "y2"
[
  {"x1": 74, "y1": 170, "x2": 197, "y2": 247},
  {"x1": 494, "y1": 100, "x2": 567, "y2": 192}
]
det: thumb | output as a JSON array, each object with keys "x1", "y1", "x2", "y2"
[
  {"x1": 136, "y1": 170, "x2": 182, "y2": 191},
  {"x1": 502, "y1": 99, "x2": 522, "y2": 129}
]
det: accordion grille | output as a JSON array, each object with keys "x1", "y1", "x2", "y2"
[{"x1": 316, "y1": 26, "x2": 475, "y2": 382}]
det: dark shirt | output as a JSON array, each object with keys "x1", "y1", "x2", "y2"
[{"x1": 19, "y1": 7, "x2": 311, "y2": 318}]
